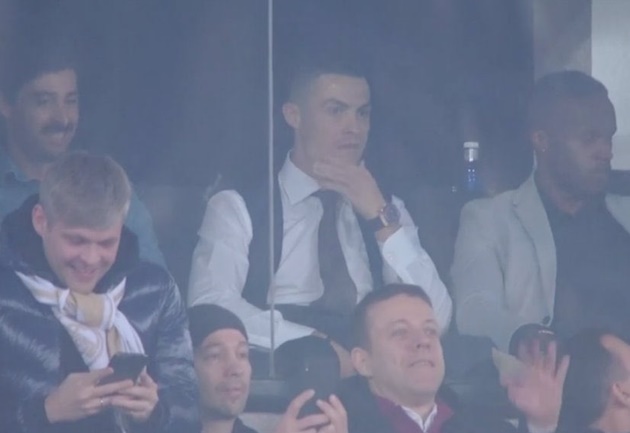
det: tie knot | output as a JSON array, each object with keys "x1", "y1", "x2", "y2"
[{"x1": 313, "y1": 190, "x2": 339, "y2": 209}]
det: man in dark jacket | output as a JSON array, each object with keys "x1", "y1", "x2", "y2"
[
  {"x1": 339, "y1": 283, "x2": 559, "y2": 433},
  {"x1": 0, "y1": 152, "x2": 199, "y2": 433}
]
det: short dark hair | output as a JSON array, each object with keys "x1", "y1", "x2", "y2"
[
  {"x1": 286, "y1": 49, "x2": 370, "y2": 103},
  {"x1": 527, "y1": 70, "x2": 608, "y2": 132},
  {"x1": 351, "y1": 283, "x2": 432, "y2": 350},
  {"x1": 559, "y1": 328, "x2": 625, "y2": 431},
  {"x1": 1, "y1": 34, "x2": 78, "y2": 104}
]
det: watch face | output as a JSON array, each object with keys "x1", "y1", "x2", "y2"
[{"x1": 382, "y1": 203, "x2": 401, "y2": 225}]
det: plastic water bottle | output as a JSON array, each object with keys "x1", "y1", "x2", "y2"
[{"x1": 463, "y1": 141, "x2": 481, "y2": 194}]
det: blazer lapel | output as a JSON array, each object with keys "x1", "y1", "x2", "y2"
[
  {"x1": 512, "y1": 175, "x2": 557, "y2": 315},
  {"x1": 606, "y1": 194, "x2": 630, "y2": 234}
]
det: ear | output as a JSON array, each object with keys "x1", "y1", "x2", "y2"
[
  {"x1": 32, "y1": 204, "x2": 49, "y2": 237},
  {"x1": 531, "y1": 130, "x2": 550, "y2": 155},
  {"x1": 282, "y1": 102, "x2": 300, "y2": 130},
  {"x1": 351, "y1": 347, "x2": 372, "y2": 377}
]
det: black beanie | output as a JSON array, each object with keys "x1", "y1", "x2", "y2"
[{"x1": 188, "y1": 304, "x2": 248, "y2": 349}]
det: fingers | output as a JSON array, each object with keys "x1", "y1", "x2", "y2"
[
  {"x1": 516, "y1": 341, "x2": 530, "y2": 363},
  {"x1": 110, "y1": 397, "x2": 153, "y2": 422},
  {"x1": 556, "y1": 355, "x2": 570, "y2": 384},
  {"x1": 328, "y1": 395, "x2": 346, "y2": 417},
  {"x1": 86, "y1": 367, "x2": 115, "y2": 384},
  {"x1": 317, "y1": 395, "x2": 347, "y2": 432},
  {"x1": 110, "y1": 395, "x2": 150, "y2": 412},
  {"x1": 295, "y1": 413, "x2": 330, "y2": 431},
  {"x1": 532, "y1": 340, "x2": 546, "y2": 370},
  {"x1": 84, "y1": 395, "x2": 110, "y2": 414},
  {"x1": 519, "y1": 339, "x2": 555, "y2": 372},
  {"x1": 315, "y1": 159, "x2": 358, "y2": 171},
  {"x1": 313, "y1": 162, "x2": 358, "y2": 190},
  {"x1": 518, "y1": 340, "x2": 538, "y2": 365},
  {"x1": 116, "y1": 371, "x2": 158, "y2": 404},
  {"x1": 115, "y1": 385, "x2": 152, "y2": 399},
  {"x1": 541, "y1": 341, "x2": 557, "y2": 372},
  {"x1": 285, "y1": 389, "x2": 315, "y2": 418},
  {"x1": 93, "y1": 379, "x2": 135, "y2": 397},
  {"x1": 137, "y1": 371, "x2": 157, "y2": 387}
]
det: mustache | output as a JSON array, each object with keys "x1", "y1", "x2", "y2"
[{"x1": 41, "y1": 122, "x2": 75, "y2": 135}]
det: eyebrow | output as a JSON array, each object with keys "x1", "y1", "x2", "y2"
[
  {"x1": 201, "y1": 341, "x2": 248, "y2": 350},
  {"x1": 322, "y1": 98, "x2": 350, "y2": 107},
  {"x1": 386, "y1": 318, "x2": 438, "y2": 327},
  {"x1": 322, "y1": 99, "x2": 371, "y2": 111},
  {"x1": 30, "y1": 90, "x2": 79, "y2": 98}
]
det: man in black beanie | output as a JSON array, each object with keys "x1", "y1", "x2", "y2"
[
  {"x1": 189, "y1": 304, "x2": 349, "y2": 433},
  {"x1": 189, "y1": 304, "x2": 256, "y2": 433}
]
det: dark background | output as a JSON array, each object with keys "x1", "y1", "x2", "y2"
[
  {"x1": 0, "y1": 0, "x2": 534, "y2": 191},
  {"x1": 0, "y1": 0, "x2": 536, "y2": 285}
]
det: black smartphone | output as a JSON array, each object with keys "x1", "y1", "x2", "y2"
[
  {"x1": 100, "y1": 352, "x2": 148, "y2": 385},
  {"x1": 291, "y1": 357, "x2": 340, "y2": 418},
  {"x1": 275, "y1": 336, "x2": 341, "y2": 419}
]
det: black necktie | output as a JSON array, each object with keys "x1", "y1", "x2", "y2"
[{"x1": 311, "y1": 190, "x2": 358, "y2": 314}]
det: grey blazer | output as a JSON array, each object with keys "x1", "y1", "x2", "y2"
[{"x1": 450, "y1": 175, "x2": 630, "y2": 350}]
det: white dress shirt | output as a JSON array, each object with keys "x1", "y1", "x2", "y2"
[
  {"x1": 188, "y1": 156, "x2": 452, "y2": 348},
  {"x1": 401, "y1": 404, "x2": 438, "y2": 432}
]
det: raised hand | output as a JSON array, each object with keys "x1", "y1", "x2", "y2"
[
  {"x1": 275, "y1": 389, "x2": 330, "y2": 433},
  {"x1": 502, "y1": 341, "x2": 569, "y2": 431},
  {"x1": 315, "y1": 395, "x2": 348, "y2": 433},
  {"x1": 312, "y1": 160, "x2": 385, "y2": 220}
]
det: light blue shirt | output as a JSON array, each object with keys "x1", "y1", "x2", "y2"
[{"x1": 0, "y1": 147, "x2": 166, "y2": 267}]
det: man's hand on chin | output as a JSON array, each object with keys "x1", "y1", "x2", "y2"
[{"x1": 312, "y1": 159, "x2": 385, "y2": 220}]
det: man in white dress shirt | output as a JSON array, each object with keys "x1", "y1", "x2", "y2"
[{"x1": 187, "y1": 54, "x2": 452, "y2": 374}]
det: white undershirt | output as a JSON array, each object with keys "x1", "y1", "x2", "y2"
[{"x1": 401, "y1": 404, "x2": 439, "y2": 432}]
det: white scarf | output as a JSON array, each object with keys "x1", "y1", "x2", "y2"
[{"x1": 17, "y1": 272, "x2": 145, "y2": 370}]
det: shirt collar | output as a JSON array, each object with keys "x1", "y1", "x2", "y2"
[
  {"x1": 0, "y1": 145, "x2": 32, "y2": 185},
  {"x1": 401, "y1": 403, "x2": 438, "y2": 432},
  {"x1": 375, "y1": 394, "x2": 448, "y2": 433},
  {"x1": 278, "y1": 152, "x2": 321, "y2": 205}
]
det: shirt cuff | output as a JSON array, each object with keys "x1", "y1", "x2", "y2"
[
  {"x1": 379, "y1": 225, "x2": 421, "y2": 271},
  {"x1": 527, "y1": 421, "x2": 557, "y2": 433},
  {"x1": 247, "y1": 312, "x2": 314, "y2": 349}
]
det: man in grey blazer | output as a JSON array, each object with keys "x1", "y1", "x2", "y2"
[{"x1": 451, "y1": 71, "x2": 630, "y2": 350}]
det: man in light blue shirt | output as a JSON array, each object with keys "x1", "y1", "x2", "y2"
[{"x1": 0, "y1": 36, "x2": 165, "y2": 266}]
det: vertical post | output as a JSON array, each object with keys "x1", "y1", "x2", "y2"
[{"x1": 267, "y1": 0, "x2": 276, "y2": 378}]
